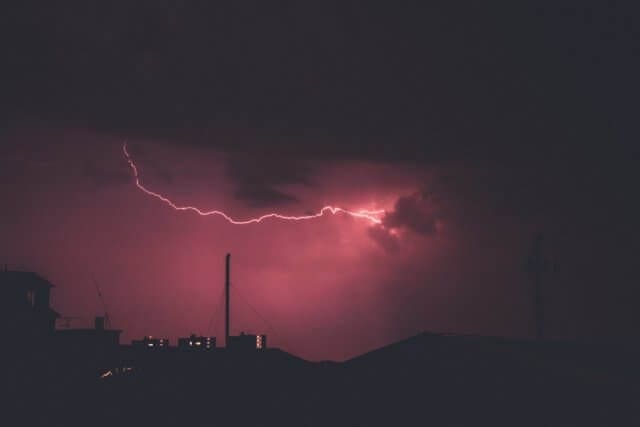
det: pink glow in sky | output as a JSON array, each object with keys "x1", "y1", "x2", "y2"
[{"x1": 0, "y1": 124, "x2": 553, "y2": 361}]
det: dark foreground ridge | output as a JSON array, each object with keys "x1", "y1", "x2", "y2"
[
  {"x1": 2, "y1": 267, "x2": 638, "y2": 426},
  {"x1": 4, "y1": 331, "x2": 639, "y2": 427}
]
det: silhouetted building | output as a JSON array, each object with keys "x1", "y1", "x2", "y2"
[
  {"x1": 227, "y1": 332, "x2": 266, "y2": 351},
  {"x1": 0, "y1": 269, "x2": 60, "y2": 339},
  {"x1": 178, "y1": 334, "x2": 216, "y2": 350},
  {"x1": 55, "y1": 316, "x2": 122, "y2": 353},
  {"x1": 132, "y1": 335, "x2": 170, "y2": 349}
]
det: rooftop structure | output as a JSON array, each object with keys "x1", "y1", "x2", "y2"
[
  {"x1": 178, "y1": 334, "x2": 216, "y2": 351},
  {"x1": 0, "y1": 269, "x2": 60, "y2": 338}
]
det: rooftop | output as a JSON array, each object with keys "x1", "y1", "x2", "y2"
[{"x1": 0, "y1": 270, "x2": 55, "y2": 289}]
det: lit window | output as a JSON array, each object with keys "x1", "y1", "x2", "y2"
[{"x1": 147, "y1": 343, "x2": 154, "y2": 347}]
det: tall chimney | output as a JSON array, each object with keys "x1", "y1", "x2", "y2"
[{"x1": 225, "y1": 253, "x2": 231, "y2": 347}]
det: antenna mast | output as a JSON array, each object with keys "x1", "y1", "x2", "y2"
[
  {"x1": 225, "y1": 253, "x2": 231, "y2": 347},
  {"x1": 92, "y1": 274, "x2": 111, "y2": 329}
]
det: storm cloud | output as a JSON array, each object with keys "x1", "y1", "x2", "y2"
[{"x1": 382, "y1": 192, "x2": 439, "y2": 236}]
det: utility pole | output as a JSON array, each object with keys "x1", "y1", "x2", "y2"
[{"x1": 225, "y1": 253, "x2": 231, "y2": 347}]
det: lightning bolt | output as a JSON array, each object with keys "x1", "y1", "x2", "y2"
[{"x1": 123, "y1": 143, "x2": 385, "y2": 225}]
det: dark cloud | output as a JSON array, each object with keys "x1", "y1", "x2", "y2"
[
  {"x1": 4, "y1": 1, "x2": 631, "y2": 225},
  {"x1": 225, "y1": 152, "x2": 311, "y2": 207},
  {"x1": 366, "y1": 191, "x2": 442, "y2": 251},
  {"x1": 2, "y1": 1, "x2": 628, "y2": 166},
  {"x1": 233, "y1": 185, "x2": 298, "y2": 208},
  {"x1": 382, "y1": 192, "x2": 439, "y2": 236}
]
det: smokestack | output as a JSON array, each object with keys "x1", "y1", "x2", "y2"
[{"x1": 225, "y1": 253, "x2": 231, "y2": 347}]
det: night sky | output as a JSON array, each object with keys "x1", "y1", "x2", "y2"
[{"x1": 1, "y1": 2, "x2": 639, "y2": 361}]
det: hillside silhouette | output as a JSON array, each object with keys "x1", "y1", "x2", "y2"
[{"x1": 4, "y1": 330, "x2": 639, "y2": 427}]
